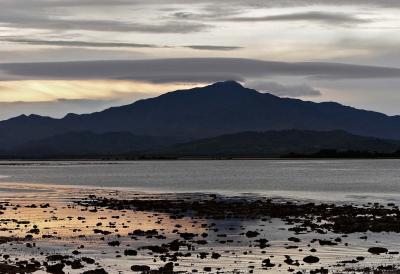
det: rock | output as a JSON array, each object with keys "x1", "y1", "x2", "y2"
[
  {"x1": 143, "y1": 245, "x2": 168, "y2": 253},
  {"x1": 255, "y1": 238, "x2": 269, "y2": 248},
  {"x1": 245, "y1": 231, "x2": 259, "y2": 238},
  {"x1": 211, "y1": 252, "x2": 221, "y2": 259},
  {"x1": 288, "y1": 237, "x2": 300, "y2": 242},
  {"x1": 69, "y1": 259, "x2": 84, "y2": 269},
  {"x1": 131, "y1": 265, "x2": 151, "y2": 272},
  {"x1": 303, "y1": 255, "x2": 320, "y2": 264},
  {"x1": 83, "y1": 269, "x2": 108, "y2": 274},
  {"x1": 46, "y1": 263, "x2": 65, "y2": 274},
  {"x1": 158, "y1": 262, "x2": 174, "y2": 273},
  {"x1": 108, "y1": 241, "x2": 120, "y2": 247},
  {"x1": 124, "y1": 249, "x2": 138, "y2": 256},
  {"x1": 318, "y1": 240, "x2": 337, "y2": 246},
  {"x1": 368, "y1": 247, "x2": 388, "y2": 255},
  {"x1": 262, "y1": 258, "x2": 275, "y2": 268},
  {"x1": 82, "y1": 257, "x2": 95, "y2": 264},
  {"x1": 179, "y1": 233, "x2": 196, "y2": 240}
]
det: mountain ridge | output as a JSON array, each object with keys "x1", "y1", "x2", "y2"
[
  {"x1": 10, "y1": 131, "x2": 179, "y2": 156},
  {"x1": 1, "y1": 80, "x2": 400, "y2": 149},
  {"x1": 2, "y1": 129, "x2": 399, "y2": 158},
  {"x1": 158, "y1": 129, "x2": 400, "y2": 157}
]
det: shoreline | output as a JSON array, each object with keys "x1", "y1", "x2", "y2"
[
  {"x1": 0, "y1": 186, "x2": 398, "y2": 273},
  {"x1": 2, "y1": 156, "x2": 400, "y2": 161}
]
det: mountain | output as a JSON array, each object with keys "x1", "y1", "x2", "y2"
[
  {"x1": 9, "y1": 131, "x2": 178, "y2": 156},
  {"x1": 2, "y1": 80, "x2": 400, "y2": 149},
  {"x1": 5, "y1": 129, "x2": 399, "y2": 158},
  {"x1": 157, "y1": 130, "x2": 400, "y2": 157}
]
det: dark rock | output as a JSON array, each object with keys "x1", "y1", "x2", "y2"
[
  {"x1": 245, "y1": 231, "x2": 259, "y2": 238},
  {"x1": 303, "y1": 255, "x2": 320, "y2": 264},
  {"x1": 368, "y1": 247, "x2": 388, "y2": 255},
  {"x1": 131, "y1": 265, "x2": 151, "y2": 272},
  {"x1": 124, "y1": 249, "x2": 138, "y2": 256},
  {"x1": 46, "y1": 263, "x2": 65, "y2": 274}
]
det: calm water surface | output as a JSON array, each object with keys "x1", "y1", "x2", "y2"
[{"x1": 0, "y1": 159, "x2": 399, "y2": 202}]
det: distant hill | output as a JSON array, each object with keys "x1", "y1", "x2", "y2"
[
  {"x1": 10, "y1": 131, "x2": 178, "y2": 156},
  {"x1": 3, "y1": 129, "x2": 399, "y2": 158},
  {"x1": 156, "y1": 130, "x2": 400, "y2": 157},
  {"x1": 2, "y1": 81, "x2": 400, "y2": 150}
]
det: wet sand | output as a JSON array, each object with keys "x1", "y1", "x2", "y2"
[{"x1": 0, "y1": 183, "x2": 398, "y2": 273}]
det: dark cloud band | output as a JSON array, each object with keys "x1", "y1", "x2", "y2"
[
  {"x1": 4, "y1": 39, "x2": 159, "y2": 48},
  {"x1": 1, "y1": 58, "x2": 400, "y2": 83},
  {"x1": 2, "y1": 38, "x2": 243, "y2": 52},
  {"x1": 184, "y1": 45, "x2": 243, "y2": 51}
]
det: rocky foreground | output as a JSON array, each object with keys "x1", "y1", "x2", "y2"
[{"x1": 0, "y1": 191, "x2": 398, "y2": 273}]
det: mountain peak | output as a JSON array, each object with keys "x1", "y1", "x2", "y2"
[{"x1": 209, "y1": 80, "x2": 244, "y2": 89}]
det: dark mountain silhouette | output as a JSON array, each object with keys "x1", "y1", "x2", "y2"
[
  {"x1": 1, "y1": 80, "x2": 400, "y2": 150},
  {"x1": 11, "y1": 131, "x2": 178, "y2": 156},
  {"x1": 157, "y1": 130, "x2": 400, "y2": 157},
  {"x1": 4, "y1": 129, "x2": 399, "y2": 158}
]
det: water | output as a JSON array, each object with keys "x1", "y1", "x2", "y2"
[
  {"x1": 0, "y1": 159, "x2": 399, "y2": 273},
  {"x1": 0, "y1": 159, "x2": 400, "y2": 203}
]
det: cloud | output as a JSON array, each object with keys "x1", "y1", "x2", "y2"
[
  {"x1": 3, "y1": 38, "x2": 160, "y2": 48},
  {"x1": 4, "y1": 0, "x2": 400, "y2": 9},
  {"x1": 184, "y1": 45, "x2": 243, "y2": 51},
  {"x1": 0, "y1": 0, "x2": 136, "y2": 8},
  {"x1": 0, "y1": 1, "x2": 381, "y2": 38},
  {"x1": 224, "y1": 11, "x2": 371, "y2": 25},
  {"x1": 246, "y1": 81, "x2": 321, "y2": 97},
  {"x1": 169, "y1": 8, "x2": 372, "y2": 28},
  {"x1": 1, "y1": 58, "x2": 400, "y2": 83},
  {"x1": 0, "y1": 17, "x2": 210, "y2": 34},
  {"x1": 0, "y1": 4, "x2": 210, "y2": 34},
  {"x1": 2, "y1": 38, "x2": 243, "y2": 52},
  {"x1": 170, "y1": 7, "x2": 244, "y2": 21},
  {"x1": 0, "y1": 47, "x2": 146, "y2": 63},
  {"x1": 334, "y1": 37, "x2": 400, "y2": 57}
]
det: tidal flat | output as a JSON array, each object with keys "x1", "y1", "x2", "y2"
[{"x1": 0, "y1": 183, "x2": 398, "y2": 273}]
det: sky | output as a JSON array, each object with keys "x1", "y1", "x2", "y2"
[{"x1": 1, "y1": 0, "x2": 400, "y2": 120}]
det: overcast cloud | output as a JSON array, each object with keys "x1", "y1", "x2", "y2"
[
  {"x1": 2, "y1": 58, "x2": 400, "y2": 82},
  {"x1": 0, "y1": 0, "x2": 400, "y2": 119}
]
